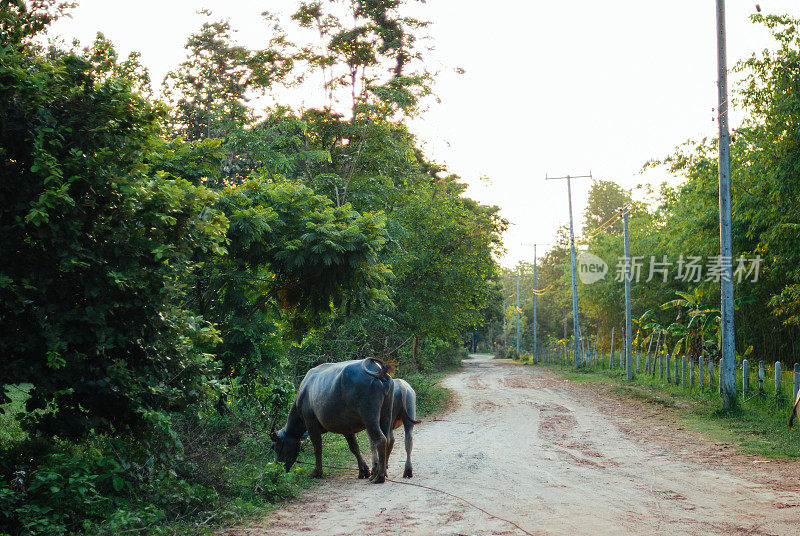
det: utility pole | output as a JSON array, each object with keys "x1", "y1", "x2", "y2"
[
  {"x1": 533, "y1": 245, "x2": 538, "y2": 363},
  {"x1": 515, "y1": 270, "x2": 521, "y2": 355},
  {"x1": 716, "y1": 0, "x2": 737, "y2": 409},
  {"x1": 546, "y1": 172, "x2": 591, "y2": 367},
  {"x1": 621, "y1": 206, "x2": 634, "y2": 381},
  {"x1": 523, "y1": 242, "x2": 549, "y2": 363}
]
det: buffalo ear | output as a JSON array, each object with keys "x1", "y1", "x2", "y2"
[{"x1": 270, "y1": 430, "x2": 279, "y2": 442}]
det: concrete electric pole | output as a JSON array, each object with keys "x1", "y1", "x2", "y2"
[
  {"x1": 546, "y1": 172, "x2": 591, "y2": 367},
  {"x1": 621, "y1": 206, "x2": 634, "y2": 381},
  {"x1": 716, "y1": 0, "x2": 737, "y2": 409}
]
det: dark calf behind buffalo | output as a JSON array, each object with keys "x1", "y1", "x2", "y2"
[{"x1": 386, "y1": 378, "x2": 420, "y2": 478}]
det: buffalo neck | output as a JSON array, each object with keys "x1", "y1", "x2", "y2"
[{"x1": 283, "y1": 402, "x2": 307, "y2": 438}]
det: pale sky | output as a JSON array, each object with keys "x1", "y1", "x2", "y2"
[{"x1": 49, "y1": 0, "x2": 800, "y2": 267}]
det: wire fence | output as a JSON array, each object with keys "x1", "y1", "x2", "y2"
[{"x1": 535, "y1": 339, "x2": 800, "y2": 408}]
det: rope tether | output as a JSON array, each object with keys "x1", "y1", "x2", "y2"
[{"x1": 294, "y1": 461, "x2": 537, "y2": 536}]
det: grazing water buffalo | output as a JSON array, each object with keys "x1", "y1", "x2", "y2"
[
  {"x1": 790, "y1": 390, "x2": 800, "y2": 429},
  {"x1": 271, "y1": 358, "x2": 394, "y2": 483},
  {"x1": 381, "y1": 378, "x2": 420, "y2": 478}
]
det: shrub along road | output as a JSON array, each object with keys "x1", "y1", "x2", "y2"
[{"x1": 224, "y1": 355, "x2": 799, "y2": 535}]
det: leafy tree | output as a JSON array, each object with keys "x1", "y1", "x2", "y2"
[
  {"x1": 0, "y1": 0, "x2": 73, "y2": 47},
  {"x1": 581, "y1": 179, "x2": 630, "y2": 237},
  {"x1": 163, "y1": 14, "x2": 293, "y2": 143},
  {"x1": 0, "y1": 26, "x2": 228, "y2": 439},
  {"x1": 392, "y1": 183, "x2": 505, "y2": 366},
  {"x1": 290, "y1": 0, "x2": 431, "y2": 118},
  {"x1": 204, "y1": 176, "x2": 390, "y2": 392},
  {"x1": 733, "y1": 14, "x2": 800, "y2": 330}
]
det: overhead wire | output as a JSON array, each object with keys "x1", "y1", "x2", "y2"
[
  {"x1": 578, "y1": 211, "x2": 622, "y2": 243},
  {"x1": 516, "y1": 204, "x2": 629, "y2": 298},
  {"x1": 531, "y1": 281, "x2": 555, "y2": 296}
]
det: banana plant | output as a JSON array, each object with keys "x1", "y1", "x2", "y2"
[
  {"x1": 662, "y1": 288, "x2": 716, "y2": 358},
  {"x1": 662, "y1": 288, "x2": 756, "y2": 359},
  {"x1": 637, "y1": 309, "x2": 659, "y2": 345}
]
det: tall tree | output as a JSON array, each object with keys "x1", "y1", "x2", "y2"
[{"x1": 0, "y1": 27, "x2": 229, "y2": 438}]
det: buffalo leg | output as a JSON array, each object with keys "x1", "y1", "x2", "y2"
[
  {"x1": 344, "y1": 433, "x2": 370, "y2": 479},
  {"x1": 366, "y1": 424, "x2": 388, "y2": 484},
  {"x1": 387, "y1": 427, "x2": 395, "y2": 466},
  {"x1": 402, "y1": 420, "x2": 413, "y2": 478},
  {"x1": 368, "y1": 428, "x2": 393, "y2": 481},
  {"x1": 307, "y1": 427, "x2": 324, "y2": 478},
  {"x1": 370, "y1": 441, "x2": 378, "y2": 477},
  {"x1": 369, "y1": 394, "x2": 394, "y2": 483}
]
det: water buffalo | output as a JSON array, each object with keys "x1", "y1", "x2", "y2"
[
  {"x1": 270, "y1": 358, "x2": 394, "y2": 483},
  {"x1": 790, "y1": 389, "x2": 800, "y2": 429},
  {"x1": 380, "y1": 378, "x2": 420, "y2": 478}
]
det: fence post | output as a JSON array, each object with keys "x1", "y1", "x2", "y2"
[
  {"x1": 709, "y1": 359, "x2": 715, "y2": 391},
  {"x1": 674, "y1": 354, "x2": 679, "y2": 386},
  {"x1": 666, "y1": 353, "x2": 671, "y2": 383},
  {"x1": 775, "y1": 361, "x2": 781, "y2": 396},
  {"x1": 699, "y1": 356, "x2": 705, "y2": 390},
  {"x1": 659, "y1": 353, "x2": 663, "y2": 379},
  {"x1": 690, "y1": 357, "x2": 695, "y2": 389},
  {"x1": 609, "y1": 328, "x2": 615, "y2": 370},
  {"x1": 682, "y1": 355, "x2": 686, "y2": 389},
  {"x1": 758, "y1": 361, "x2": 765, "y2": 395},
  {"x1": 742, "y1": 359, "x2": 748, "y2": 397},
  {"x1": 794, "y1": 363, "x2": 799, "y2": 401}
]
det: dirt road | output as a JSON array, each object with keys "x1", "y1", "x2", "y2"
[{"x1": 230, "y1": 355, "x2": 800, "y2": 535}]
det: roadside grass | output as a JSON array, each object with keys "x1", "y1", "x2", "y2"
[
  {"x1": 535, "y1": 363, "x2": 800, "y2": 459},
  {"x1": 402, "y1": 370, "x2": 455, "y2": 418}
]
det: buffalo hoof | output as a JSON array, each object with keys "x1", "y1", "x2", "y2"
[
  {"x1": 309, "y1": 468, "x2": 323, "y2": 478},
  {"x1": 368, "y1": 470, "x2": 386, "y2": 483},
  {"x1": 358, "y1": 466, "x2": 370, "y2": 479},
  {"x1": 403, "y1": 467, "x2": 412, "y2": 478}
]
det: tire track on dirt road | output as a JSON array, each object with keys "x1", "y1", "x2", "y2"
[{"x1": 223, "y1": 355, "x2": 799, "y2": 536}]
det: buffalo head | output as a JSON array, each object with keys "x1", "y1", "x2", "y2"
[{"x1": 270, "y1": 428, "x2": 300, "y2": 472}]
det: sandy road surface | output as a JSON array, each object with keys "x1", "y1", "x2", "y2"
[{"x1": 227, "y1": 355, "x2": 800, "y2": 536}]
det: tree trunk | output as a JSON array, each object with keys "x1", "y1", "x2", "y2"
[{"x1": 411, "y1": 336, "x2": 419, "y2": 370}]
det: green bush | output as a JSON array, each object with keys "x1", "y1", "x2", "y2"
[{"x1": 0, "y1": 388, "x2": 301, "y2": 536}]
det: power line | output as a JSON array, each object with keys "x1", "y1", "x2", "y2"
[{"x1": 578, "y1": 204, "x2": 632, "y2": 243}]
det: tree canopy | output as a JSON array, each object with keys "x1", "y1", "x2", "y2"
[{"x1": 0, "y1": 2, "x2": 504, "y2": 533}]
